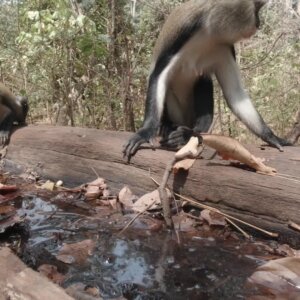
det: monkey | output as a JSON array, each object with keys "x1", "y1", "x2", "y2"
[
  {"x1": 123, "y1": 0, "x2": 291, "y2": 160},
  {"x1": 0, "y1": 83, "x2": 29, "y2": 145}
]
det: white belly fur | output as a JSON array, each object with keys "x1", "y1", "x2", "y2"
[{"x1": 160, "y1": 33, "x2": 225, "y2": 126}]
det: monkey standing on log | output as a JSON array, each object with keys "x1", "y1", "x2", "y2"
[
  {"x1": 123, "y1": 0, "x2": 291, "y2": 160},
  {"x1": 0, "y1": 83, "x2": 28, "y2": 145}
]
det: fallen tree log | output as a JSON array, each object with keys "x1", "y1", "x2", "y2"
[
  {"x1": 3, "y1": 125, "x2": 300, "y2": 245},
  {"x1": 0, "y1": 247, "x2": 72, "y2": 300}
]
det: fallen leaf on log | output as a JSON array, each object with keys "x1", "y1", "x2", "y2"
[
  {"x1": 85, "y1": 185, "x2": 101, "y2": 200},
  {"x1": 175, "y1": 136, "x2": 201, "y2": 159},
  {"x1": 200, "y1": 209, "x2": 227, "y2": 227},
  {"x1": 84, "y1": 177, "x2": 108, "y2": 200},
  {"x1": 173, "y1": 158, "x2": 196, "y2": 173},
  {"x1": 132, "y1": 190, "x2": 162, "y2": 213},
  {"x1": 247, "y1": 257, "x2": 300, "y2": 297},
  {"x1": 39, "y1": 180, "x2": 55, "y2": 191},
  {"x1": 118, "y1": 186, "x2": 137, "y2": 209},
  {"x1": 201, "y1": 134, "x2": 277, "y2": 176},
  {"x1": 57, "y1": 239, "x2": 95, "y2": 265},
  {"x1": 38, "y1": 264, "x2": 65, "y2": 284}
]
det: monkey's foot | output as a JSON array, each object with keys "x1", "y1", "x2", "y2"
[
  {"x1": 264, "y1": 134, "x2": 293, "y2": 152},
  {"x1": 160, "y1": 126, "x2": 194, "y2": 149}
]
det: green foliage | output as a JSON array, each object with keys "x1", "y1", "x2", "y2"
[{"x1": 0, "y1": 0, "x2": 298, "y2": 141}]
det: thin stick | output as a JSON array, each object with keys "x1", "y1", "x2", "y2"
[
  {"x1": 176, "y1": 192, "x2": 278, "y2": 238},
  {"x1": 277, "y1": 174, "x2": 300, "y2": 184},
  {"x1": 118, "y1": 199, "x2": 157, "y2": 235},
  {"x1": 225, "y1": 217, "x2": 250, "y2": 239},
  {"x1": 186, "y1": 208, "x2": 250, "y2": 238},
  {"x1": 159, "y1": 157, "x2": 177, "y2": 228},
  {"x1": 278, "y1": 173, "x2": 300, "y2": 180},
  {"x1": 288, "y1": 221, "x2": 300, "y2": 232},
  {"x1": 151, "y1": 177, "x2": 278, "y2": 238},
  {"x1": 90, "y1": 166, "x2": 100, "y2": 178}
]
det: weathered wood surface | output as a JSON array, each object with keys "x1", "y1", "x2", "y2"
[
  {"x1": 4, "y1": 125, "x2": 300, "y2": 244},
  {"x1": 0, "y1": 247, "x2": 72, "y2": 300}
]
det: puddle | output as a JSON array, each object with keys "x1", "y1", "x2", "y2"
[{"x1": 1, "y1": 194, "x2": 267, "y2": 299}]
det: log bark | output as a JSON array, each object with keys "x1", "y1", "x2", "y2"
[
  {"x1": 0, "y1": 247, "x2": 72, "y2": 300},
  {"x1": 3, "y1": 125, "x2": 300, "y2": 245}
]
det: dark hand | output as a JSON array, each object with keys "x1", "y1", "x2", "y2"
[
  {"x1": 160, "y1": 126, "x2": 193, "y2": 149},
  {"x1": 123, "y1": 128, "x2": 155, "y2": 162}
]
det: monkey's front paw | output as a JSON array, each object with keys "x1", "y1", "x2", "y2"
[
  {"x1": 123, "y1": 129, "x2": 154, "y2": 162},
  {"x1": 0, "y1": 131, "x2": 9, "y2": 146},
  {"x1": 160, "y1": 126, "x2": 193, "y2": 149}
]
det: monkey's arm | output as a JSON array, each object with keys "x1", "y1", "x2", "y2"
[
  {"x1": 215, "y1": 48, "x2": 291, "y2": 150},
  {"x1": 0, "y1": 104, "x2": 14, "y2": 145},
  {"x1": 123, "y1": 74, "x2": 162, "y2": 160}
]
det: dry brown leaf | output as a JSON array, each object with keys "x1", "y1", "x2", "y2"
[
  {"x1": 0, "y1": 183, "x2": 18, "y2": 193},
  {"x1": 85, "y1": 178, "x2": 108, "y2": 200},
  {"x1": 85, "y1": 185, "x2": 101, "y2": 200},
  {"x1": 132, "y1": 190, "x2": 161, "y2": 213},
  {"x1": 88, "y1": 177, "x2": 106, "y2": 187},
  {"x1": 108, "y1": 198, "x2": 118, "y2": 210},
  {"x1": 200, "y1": 209, "x2": 227, "y2": 226},
  {"x1": 175, "y1": 136, "x2": 201, "y2": 159},
  {"x1": 38, "y1": 264, "x2": 65, "y2": 284},
  {"x1": 65, "y1": 283, "x2": 103, "y2": 300},
  {"x1": 40, "y1": 180, "x2": 55, "y2": 191},
  {"x1": 0, "y1": 215, "x2": 23, "y2": 233},
  {"x1": 201, "y1": 134, "x2": 277, "y2": 176},
  {"x1": 57, "y1": 239, "x2": 95, "y2": 265},
  {"x1": 274, "y1": 244, "x2": 300, "y2": 257},
  {"x1": 118, "y1": 186, "x2": 137, "y2": 208},
  {"x1": 173, "y1": 212, "x2": 198, "y2": 232},
  {"x1": 248, "y1": 257, "x2": 300, "y2": 297},
  {"x1": 173, "y1": 158, "x2": 196, "y2": 173},
  {"x1": 0, "y1": 205, "x2": 16, "y2": 215},
  {"x1": 102, "y1": 189, "x2": 111, "y2": 198}
]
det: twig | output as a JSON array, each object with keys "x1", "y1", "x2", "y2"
[
  {"x1": 225, "y1": 217, "x2": 250, "y2": 239},
  {"x1": 288, "y1": 221, "x2": 300, "y2": 233},
  {"x1": 118, "y1": 199, "x2": 157, "y2": 235},
  {"x1": 277, "y1": 175, "x2": 300, "y2": 184},
  {"x1": 90, "y1": 166, "x2": 100, "y2": 178},
  {"x1": 151, "y1": 177, "x2": 278, "y2": 238},
  {"x1": 176, "y1": 193, "x2": 278, "y2": 238},
  {"x1": 159, "y1": 157, "x2": 177, "y2": 228}
]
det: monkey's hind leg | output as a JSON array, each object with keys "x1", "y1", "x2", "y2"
[
  {"x1": 160, "y1": 76, "x2": 214, "y2": 148},
  {"x1": 0, "y1": 108, "x2": 14, "y2": 146}
]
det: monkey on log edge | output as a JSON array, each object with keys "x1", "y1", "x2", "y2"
[
  {"x1": 0, "y1": 83, "x2": 28, "y2": 145},
  {"x1": 123, "y1": 0, "x2": 291, "y2": 161}
]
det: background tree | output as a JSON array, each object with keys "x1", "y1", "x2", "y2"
[{"x1": 0, "y1": 0, "x2": 298, "y2": 144}]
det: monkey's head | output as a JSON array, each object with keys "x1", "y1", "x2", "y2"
[
  {"x1": 15, "y1": 95, "x2": 29, "y2": 124},
  {"x1": 205, "y1": 0, "x2": 267, "y2": 43}
]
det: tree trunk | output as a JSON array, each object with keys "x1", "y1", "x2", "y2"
[{"x1": 286, "y1": 110, "x2": 300, "y2": 145}]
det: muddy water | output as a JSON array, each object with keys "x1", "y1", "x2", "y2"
[{"x1": 12, "y1": 195, "x2": 265, "y2": 299}]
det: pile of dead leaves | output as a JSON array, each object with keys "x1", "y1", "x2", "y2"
[{"x1": 0, "y1": 183, "x2": 24, "y2": 233}]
